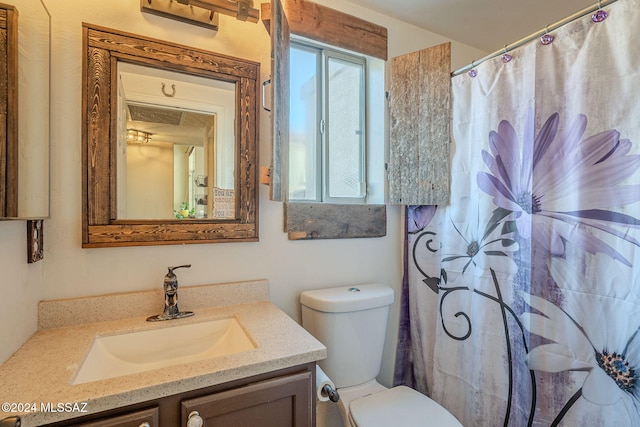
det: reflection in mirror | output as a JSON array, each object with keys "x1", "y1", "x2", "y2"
[
  {"x1": 1, "y1": 0, "x2": 50, "y2": 219},
  {"x1": 117, "y1": 63, "x2": 236, "y2": 220}
]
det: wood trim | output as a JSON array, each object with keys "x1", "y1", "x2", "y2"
[
  {"x1": 261, "y1": 0, "x2": 387, "y2": 60},
  {"x1": 0, "y1": 8, "x2": 8, "y2": 217},
  {"x1": 284, "y1": 203, "x2": 386, "y2": 239},
  {"x1": 82, "y1": 24, "x2": 260, "y2": 247},
  {"x1": 85, "y1": 223, "x2": 258, "y2": 247},
  {"x1": 0, "y1": 5, "x2": 18, "y2": 217}
]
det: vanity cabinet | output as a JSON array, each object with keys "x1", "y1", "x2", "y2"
[
  {"x1": 181, "y1": 370, "x2": 312, "y2": 426},
  {"x1": 74, "y1": 407, "x2": 159, "y2": 427},
  {"x1": 43, "y1": 363, "x2": 315, "y2": 427}
]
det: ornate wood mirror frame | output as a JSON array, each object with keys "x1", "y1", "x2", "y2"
[{"x1": 82, "y1": 24, "x2": 259, "y2": 247}]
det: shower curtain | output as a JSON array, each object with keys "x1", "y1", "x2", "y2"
[{"x1": 394, "y1": 1, "x2": 640, "y2": 425}]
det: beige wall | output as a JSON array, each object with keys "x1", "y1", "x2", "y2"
[
  {"x1": 126, "y1": 143, "x2": 175, "y2": 219},
  {"x1": 0, "y1": 0, "x2": 486, "y2": 393}
]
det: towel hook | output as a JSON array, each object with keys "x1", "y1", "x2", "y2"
[{"x1": 161, "y1": 82, "x2": 176, "y2": 97}]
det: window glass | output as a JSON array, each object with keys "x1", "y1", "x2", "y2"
[
  {"x1": 289, "y1": 41, "x2": 366, "y2": 203},
  {"x1": 326, "y1": 55, "x2": 365, "y2": 200},
  {"x1": 289, "y1": 45, "x2": 320, "y2": 201}
]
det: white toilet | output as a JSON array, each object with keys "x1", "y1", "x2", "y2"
[{"x1": 300, "y1": 284, "x2": 462, "y2": 427}]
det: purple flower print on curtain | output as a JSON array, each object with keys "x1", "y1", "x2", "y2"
[
  {"x1": 521, "y1": 257, "x2": 640, "y2": 425},
  {"x1": 477, "y1": 110, "x2": 640, "y2": 266},
  {"x1": 407, "y1": 205, "x2": 437, "y2": 234},
  {"x1": 441, "y1": 197, "x2": 519, "y2": 278}
]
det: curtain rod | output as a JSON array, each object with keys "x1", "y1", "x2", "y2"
[{"x1": 451, "y1": 0, "x2": 619, "y2": 77}]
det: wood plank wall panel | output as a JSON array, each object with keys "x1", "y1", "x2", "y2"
[
  {"x1": 284, "y1": 0, "x2": 387, "y2": 60},
  {"x1": 261, "y1": 1, "x2": 387, "y2": 61},
  {"x1": 389, "y1": 42, "x2": 451, "y2": 205},
  {"x1": 284, "y1": 203, "x2": 386, "y2": 240}
]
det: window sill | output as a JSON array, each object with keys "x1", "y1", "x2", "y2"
[{"x1": 283, "y1": 202, "x2": 386, "y2": 240}]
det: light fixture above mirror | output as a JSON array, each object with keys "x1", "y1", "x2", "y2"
[{"x1": 141, "y1": 0, "x2": 259, "y2": 31}]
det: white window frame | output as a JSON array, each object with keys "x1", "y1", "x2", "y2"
[{"x1": 289, "y1": 39, "x2": 367, "y2": 204}]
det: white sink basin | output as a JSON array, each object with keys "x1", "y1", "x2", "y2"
[{"x1": 73, "y1": 318, "x2": 255, "y2": 384}]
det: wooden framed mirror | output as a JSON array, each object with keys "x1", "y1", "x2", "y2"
[
  {"x1": 1, "y1": 0, "x2": 50, "y2": 220},
  {"x1": 82, "y1": 24, "x2": 259, "y2": 247}
]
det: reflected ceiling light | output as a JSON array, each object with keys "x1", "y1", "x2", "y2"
[{"x1": 126, "y1": 129, "x2": 152, "y2": 144}]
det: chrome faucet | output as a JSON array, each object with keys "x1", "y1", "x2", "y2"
[{"x1": 147, "y1": 264, "x2": 194, "y2": 322}]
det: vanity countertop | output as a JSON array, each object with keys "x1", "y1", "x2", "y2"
[{"x1": 0, "y1": 280, "x2": 327, "y2": 426}]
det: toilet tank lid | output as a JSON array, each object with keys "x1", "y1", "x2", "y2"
[{"x1": 300, "y1": 284, "x2": 394, "y2": 313}]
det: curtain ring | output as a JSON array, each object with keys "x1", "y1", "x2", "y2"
[
  {"x1": 592, "y1": 0, "x2": 608, "y2": 22},
  {"x1": 468, "y1": 60, "x2": 478, "y2": 78},
  {"x1": 540, "y1": 25, "x2": 555, "y2": 45},
  {"x1": 501, "y1": 44, "x2": 513, "y2": 63}
]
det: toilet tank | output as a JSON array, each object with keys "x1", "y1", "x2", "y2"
[{"x1": 300, "y1": 284, "x2": 394, "y2": 388}]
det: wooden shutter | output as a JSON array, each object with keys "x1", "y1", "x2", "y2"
[
  {"x1": 268, "y1": 0, "x2": 290, "y2": 201},
  {"x1": 389, "y1": 42, "x2": 451, "y2": 205}
]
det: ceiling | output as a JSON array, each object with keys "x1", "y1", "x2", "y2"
[{"x1": 345, "y1": 0, "x2": 598, "y2": 52}]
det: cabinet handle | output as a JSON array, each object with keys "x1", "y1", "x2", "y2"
[{"x1": 187, "y1": 411, "x2": 204, "y2": 427}]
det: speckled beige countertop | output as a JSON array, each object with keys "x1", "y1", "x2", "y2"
[{"x1": 0, "y1": 280, "x2": 326, "y2": 426}]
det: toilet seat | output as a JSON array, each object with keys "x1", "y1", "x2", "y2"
[{"x1": 349, "y1": 386, "x2": 462, "y2": 427}]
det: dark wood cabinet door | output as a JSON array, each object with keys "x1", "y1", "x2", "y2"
[
  {"x1": 75, "y1": 407, "x2": 159, "y2": 427},
  {"x1": 181, "y1": 371, "x2": 312, "y2": 427}
]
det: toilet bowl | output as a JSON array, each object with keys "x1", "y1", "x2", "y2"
[{"x1": 300, "y1": 284, "x2": 462, "y2": 427}]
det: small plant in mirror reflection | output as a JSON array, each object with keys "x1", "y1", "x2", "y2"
[{"x1": 175, "y1": 202, "x2": 195, "y2": 219}]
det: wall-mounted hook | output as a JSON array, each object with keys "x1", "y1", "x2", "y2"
[{"x1": 161, "y1": 82, "x2": 176, "y2": 97}]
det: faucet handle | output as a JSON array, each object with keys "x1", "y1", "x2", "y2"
[
  {"x1": 165, "y1": 265, "x2": 191, "y2": 288},
  {"x1": 168, "y1": 264, "x2": 191, "y2": 274}
]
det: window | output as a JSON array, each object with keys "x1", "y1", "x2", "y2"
[{"x1": 289, "y1": 40, "x2": 366, "y2": 203}]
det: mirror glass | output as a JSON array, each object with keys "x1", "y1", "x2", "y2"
[
  {"x1": 117, "y1": 63, "x2": 236, "y2": 220},
  {"x1": 3, "y1": 0, "x2": 50, "y2": 219}
]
